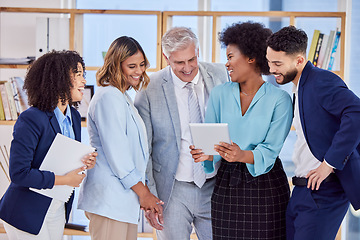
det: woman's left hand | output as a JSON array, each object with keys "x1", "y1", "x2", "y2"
[
  {"x1": 214, "y1": 141, "x2": 244, "y2": 163},
  {"x1": 82, "y1": 152, "x2": 98, "y2": 170}
]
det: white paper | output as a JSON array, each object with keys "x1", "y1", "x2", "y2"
[
  {"x1": 30, "y1": 133, "x2": 95, "y2": 202},
  {"x1": 189, "y1": 123, "x2": 231, "y2": 155}
]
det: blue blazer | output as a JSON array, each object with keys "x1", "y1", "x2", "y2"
[
  {"x1": 299, "y1": 62, "x2": 360, "y2": 210},
  {"x1": 0, "y1": 106, "x2": 81, "y2": 234}
]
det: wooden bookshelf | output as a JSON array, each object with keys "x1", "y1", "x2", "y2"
[
  {"x1": 0, "y1": 7, "x2": 163, "y2": 73},
  {"x1": 0, "y1": 64, "x2": 29, "y2": 69},
  {"x1": 162, "y1": 10, "x2": 346, "y2": 79},
  {"x1": 0, "y1": 8, "x2": 347, "y2": 127},
  {"x1": 0, "y1": 7, "x2": 346, "y2": 78}
]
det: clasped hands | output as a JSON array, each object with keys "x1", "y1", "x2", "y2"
[
  {"x1": 190, "y1": 141, "x2": 244, "y2": 163},
  {"x1": 82, "y1": 151, "x2": 98, "y2": 170},
  {"x1": 132, "y1": 182, "x2": 164, "y2": 230},
  {"x1": 141, "y1": 192, "x2": 164, "y2": 230}
]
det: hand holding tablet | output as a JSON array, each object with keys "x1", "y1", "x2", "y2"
[{"x1": 189, "y1": 123, "x2": 231, "y2": 155}]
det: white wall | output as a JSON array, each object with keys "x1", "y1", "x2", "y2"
[
  {"x1": 0, "y1": 0, "x2": 74, "y2": 80},
  {"x1": 0, "y1": 125, "x2": 12, "y2": 240}
]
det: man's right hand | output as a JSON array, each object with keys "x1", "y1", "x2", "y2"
[
  {"x1": 145, "y1": 210, "x2": 164, "y2": 230},
  {"x1": 189, "y1": 145, "x2": 213, "y2": 162}
]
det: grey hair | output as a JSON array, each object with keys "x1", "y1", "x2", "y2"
[{"x1": 162, "y1": 27, "x2": 199, "y2": 58}]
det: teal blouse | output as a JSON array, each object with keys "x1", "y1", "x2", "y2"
[{"x1": 203, "y1": 81, "x2": 293, "y2": 177}]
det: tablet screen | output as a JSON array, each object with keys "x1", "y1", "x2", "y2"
[{"x1": 189, "y1": 123, "x2": 230, "y2": 155}]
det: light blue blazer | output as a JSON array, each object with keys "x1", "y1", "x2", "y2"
[
  {"x1": 204, "y1": 81, "x2": 293, "y2": 177},
  {"x1": 78, "y1": 86, "x2": 149, "y2": 224}
]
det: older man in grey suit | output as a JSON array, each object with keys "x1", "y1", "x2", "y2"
[{"x1": 134, "y1": 27, "x2": 228, "y2": 240}]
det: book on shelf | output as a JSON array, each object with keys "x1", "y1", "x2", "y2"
[
  {"x1": 0, "y1": 56, "x2": 35, "y2": 65},
  {"x1": 9, "y1": 79, "x2": 21, "y2": 116},
  {"x1": 4, "y1": 81, "x2": 18, "y2": 120},
  {"x1": 0, "y1": 91, "x2": 5, "y2": 121},
  {"x1": 332, "y1": 37, "x2": 341, "y2": 71},
  {"x1": 0, "y1": 82, "x2": 12, "y2": 121},
  {"x1": 313, "y1": 33, "x2": 324, "y2": 67},
  {"x1": 327, "y1": 31, "x2": 341, "y2": 71},
  {"x1": 316, "y1": 33, "x2": 329, "y2": 69},
  {"x1": 307, "y1": 30, "x2": 320, "y2": 63},
  {"x1": 10, "y1": 77, "x2": 29, "y2": 114},
  {"x1": 321, "y1": 30, "x2": 336, "y2": 70},
  {"x1": 0, "y1": 78, "x2": 29, "y2": 121},
  {"x1": 306, "y1": 29, "x2": 341, "y2": 71}
]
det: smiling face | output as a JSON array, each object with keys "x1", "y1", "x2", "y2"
[
  {"x1": 225, "y1": 44, "x2": 253, "y2": 83},
  {"x1": 164, "y1": 43, "x2": 199, "y2": 83},
  {"x1": 266, "y1": 47, "x2": 301, "y2": 85},
  {"x1": 121, "y1": 50, "x2": 146, "y2": 90},
  {"x1": 70, "y1": 62, "x2": 86, "y2": 102}
]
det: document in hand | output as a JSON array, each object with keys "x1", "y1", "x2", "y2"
[
  {"x1": 30, "y1": 133, "x2": 95, "y2": 202},
  {"x1": 189, "y1": 123, "x2": 231, "y2": 155}
]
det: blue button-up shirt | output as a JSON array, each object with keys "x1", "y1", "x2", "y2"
[{"x1": 54, "y1": 105, "x2": 75, "y2": 140}]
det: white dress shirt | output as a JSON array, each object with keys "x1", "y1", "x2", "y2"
[
  {"x1": 292, "y1": 81, "x2": 321, "y2": 177},
  {"x1": 171, "y1": 69, "x2": 215, "y2": 182}
]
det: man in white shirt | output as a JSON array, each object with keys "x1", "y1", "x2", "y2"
[
  {"x1": 266, "y1": 26, "x2": 360, "y2": 240},
  {"x1": 134, "y1": 27, "x2": 228, "y2": 240}
]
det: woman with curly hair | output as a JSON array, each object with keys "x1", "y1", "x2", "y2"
[
  {"x1": 0, "y1": 50, "x2": 97, "y2": 240},
  {"x1": 191, "y1": 22, "x2": 292, "y2": 239},
  {"x1": 78, "y1": 36, "x2": 163, "y2": 240}
]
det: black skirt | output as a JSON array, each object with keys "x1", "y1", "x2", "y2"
[{"x1": 211, "y1": 158, "x2": 290, "y2": 240}]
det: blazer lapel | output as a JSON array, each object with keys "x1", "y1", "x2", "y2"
[
  {"x1": 125, "y1": 95, "x2": 149, "y2": 161},
  {"x1": 199, "y1": 63, "x2": 214, "y2": 96},
  {"x1": 71, "y1": 107, "x2": 81, "y2": 142},
  {"x1": 298, "y1": 61, "x2": 312, "y2": 144},
  {"x1": 46, "y1": 111, "x2": 61, "y2": 135},
  {"x1": 162, "y1": 68, "x2": 181, "y2": 152}
]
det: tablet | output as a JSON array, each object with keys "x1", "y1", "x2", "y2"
[{"x1": 189, "y1": 123, "x2": 231, "y2": 155}]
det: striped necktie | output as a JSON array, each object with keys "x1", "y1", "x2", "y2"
[{"x1": 185, "y1": 82, "x2": 206, "y2": 188}]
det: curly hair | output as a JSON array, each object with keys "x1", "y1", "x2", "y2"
[
  {"x1": 267, "y1": 25, "x2": 308, "y2": 56},
  {"x1": 219, "y1": 21, "x2": 272, "y2": 75},
  {"x1": 23, "y1": 50, "x2": 85, "y2": 112},
  {"x1": 97, "y1": 36, "x2": 150, "y2": 93}
]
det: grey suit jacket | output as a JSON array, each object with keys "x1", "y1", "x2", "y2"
[{"x1": 134, "y1": 62, "x2": 229, "y2": 210}]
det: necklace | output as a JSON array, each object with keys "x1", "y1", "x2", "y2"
[{"x1": 240, "y1": 89, "x2": 257, "y2": 96}]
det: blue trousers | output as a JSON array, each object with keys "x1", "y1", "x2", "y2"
[{"x1": 286, "y1": 180, "x2": 349, "y2": 240}]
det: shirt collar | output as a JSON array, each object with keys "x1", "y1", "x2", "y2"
[
  {"x1": 54, "y1": 105, "x2": 72, "y2": 124},
  {"x1": 292, "y1": 73, "x2": 303, "y2": 94},
  {"x1": 171, "y1": 68, "x2": 200, "y2": 89}
]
